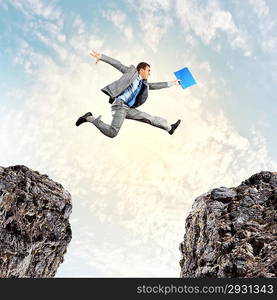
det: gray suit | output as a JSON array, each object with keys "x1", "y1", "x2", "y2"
[{"x1": 92, "y1": 54, "x2": 171, "y2": 138}]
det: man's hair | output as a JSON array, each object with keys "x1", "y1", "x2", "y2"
[{"x1": 136, "y1": 62, "x2": 150, "y2": 72}]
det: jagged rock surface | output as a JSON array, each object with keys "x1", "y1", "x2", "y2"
[
  {"x1": 179, "y1": 171, "x2": 277, "y2": 278},
  {"x1": 0, "y1": 165, "x2": 72, "y2": 277}
]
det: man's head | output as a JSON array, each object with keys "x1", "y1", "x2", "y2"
[{"x1": 137, "y1": 62, "x2": 150, "y2": 80}]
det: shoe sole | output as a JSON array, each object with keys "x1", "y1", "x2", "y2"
[
  {"x1": 169, "y1": 120, "x2": 181, "y2": 135},
  {"x1": 76, "y1": 112, "x2": 92, "y2": 126}
]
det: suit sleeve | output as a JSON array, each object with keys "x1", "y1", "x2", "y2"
[
  {"x1": 99, "y1": 54, "x2": 129, "y2": 73},
  {"x1": 148, "y1": 82, "x2": 172, "y2": 90}
]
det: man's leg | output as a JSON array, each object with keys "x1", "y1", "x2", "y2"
[
  {"x1": 89, "y1": 99, "x2": 129, "y2": 138},
  {"x1": 126, "y1": 108, "x2": 172, "y2": 132}
]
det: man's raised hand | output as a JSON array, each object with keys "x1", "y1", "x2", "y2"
[{"x1": 89, "y1": 50, "x2": 102, "y2": 64}]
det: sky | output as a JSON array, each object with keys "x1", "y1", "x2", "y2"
[{"x1": 0, "y1": 0, "x2": 276, "y2": 277}]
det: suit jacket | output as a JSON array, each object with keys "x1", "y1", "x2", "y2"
[{"x1": 99, "y1": 54, "x2": 170, "y2": 108}]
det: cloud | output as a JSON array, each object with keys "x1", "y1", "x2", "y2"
[
  {"x1": 249, "y1": 0, "x2": 269, "y2": 18},
  {"x1": 176, "y1": 0, "x2": 252, "y2": 56},
  {"x1": 125, "y1": 0, "x2": 173, "y2": 52},
  {"x1": 11, "y1": 38, "x2": 53, "y2": 75},
  {"x1": 199, "y1": 61, "x2": 211, "y2": 73},
  {"x1": 102, "y1": 9, "x2": 134, "y2": 41},
  {"x1": 72, "y1": 15, "x2": 86, "y2": 35},
  {"x1": 7, "y1": 0, "x2": 62, "y2": 20},
  {"x1": 248, "y1": 0, "x2": 277, "y2": 54},
  {"x1": 7, "y1": 0, "x2": 65, "y2": 46}
]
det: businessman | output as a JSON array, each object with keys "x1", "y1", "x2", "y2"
[{"x1": 76, "y1": 50, "x2": 181, "y2": 138}]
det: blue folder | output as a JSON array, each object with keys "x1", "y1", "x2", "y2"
[{"x1": 174, "y1": 67, "x2": 196, "y2": 89}]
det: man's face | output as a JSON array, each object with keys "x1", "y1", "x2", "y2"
[{"x1": 139, "y1": 66, "x2": 151, "y2": 79}]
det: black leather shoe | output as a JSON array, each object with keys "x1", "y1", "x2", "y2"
[
  {"x1": 76, "y1": 112, "x2": 92, "y2": 126},
  {"x1": 168, "y1": 119, "x2": 181, "y2": 135}
]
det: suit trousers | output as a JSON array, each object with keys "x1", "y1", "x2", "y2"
[{"x1": 91, "y1": 98, "x2": 171, "y2": 138}]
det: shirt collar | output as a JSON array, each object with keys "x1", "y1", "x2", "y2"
[{"x1": 138, "y1": 74, "x2": 143, "y2": 80}]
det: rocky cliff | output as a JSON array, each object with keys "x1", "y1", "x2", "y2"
[
  {"x1": 179, "y1": 171, "x2": 277, "y2": 278},
  {"x1": 0, "y1": 165, "x2": 72, "y2": 277}
]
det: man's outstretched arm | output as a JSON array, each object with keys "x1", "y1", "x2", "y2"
[
  {"x1": 90, "y1": 50, "x2": 129, "y2": 73},
  {"x1": 148, "y1": 79, "x2": 180, "y2": 90}
]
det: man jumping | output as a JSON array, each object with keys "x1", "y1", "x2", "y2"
[{"x1": 75, "y1": 50, "x2": 181, "y2": 138}]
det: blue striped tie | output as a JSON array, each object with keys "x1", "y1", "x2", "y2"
[{"x1": 127, "y1": 79, "x2": 142, "y2": 107}]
